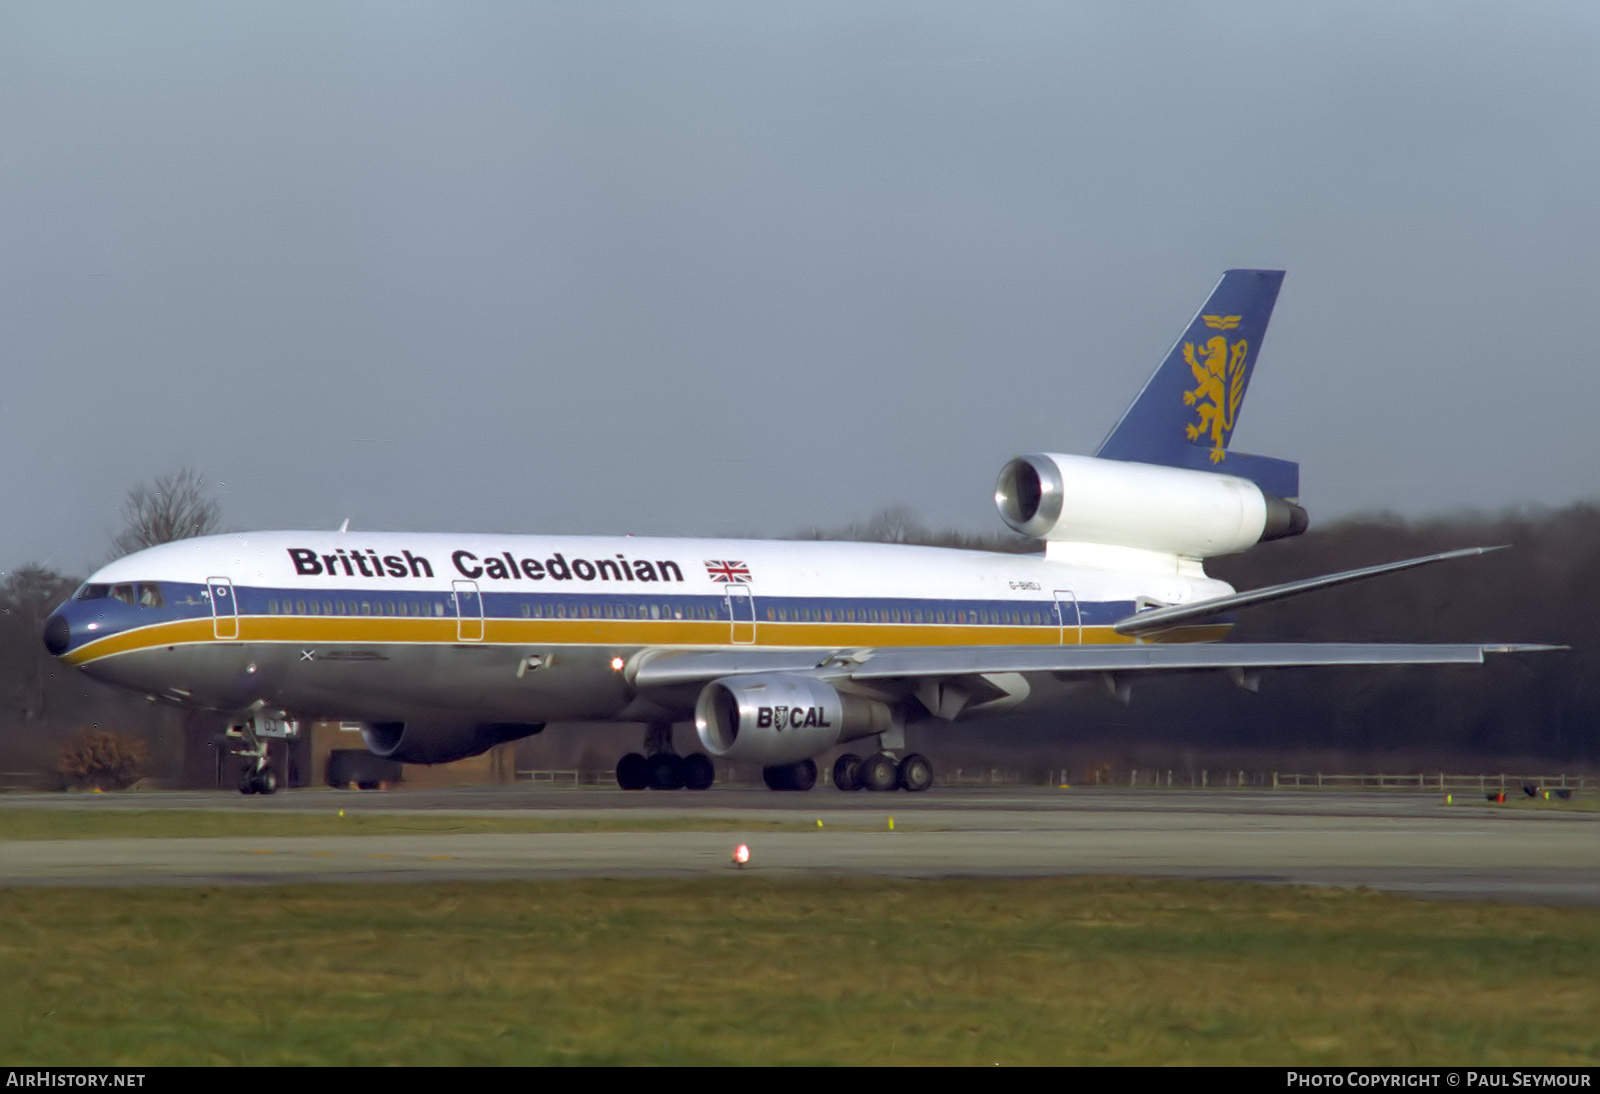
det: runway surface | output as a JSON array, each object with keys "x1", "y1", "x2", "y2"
[{"x1": 2, "y1": 786, "x2": 1596, "y2": 904}]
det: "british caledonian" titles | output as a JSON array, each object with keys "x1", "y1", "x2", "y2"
[{"x1": 286, "y1": 547, "x2": 686, "y2": 584}]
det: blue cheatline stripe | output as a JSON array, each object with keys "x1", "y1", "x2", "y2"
[
  {"x1": 65, "y1": 579, "x2": 1196, "y2": 661},
  {"x1": 133, "y1": 581, "x2": 1142, "y2": 627}
]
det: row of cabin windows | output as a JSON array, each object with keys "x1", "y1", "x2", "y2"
[
  {"x1": 519, "y1": 602, "x2": 709, "y2": 620},
  {"x1": 267, "y1": 599, "x2": 448, "y2": 617},
  {"x1": 263, "y1": 599, "x2": 707, "y2": 621},
  {"x1": 261, "y1": 597, "x2": 1048, "y2": 626},
  {"x1": 766, "y1": 606, "x2": 1048, "y2": 626}
]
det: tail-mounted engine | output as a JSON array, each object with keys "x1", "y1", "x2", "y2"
[
  {"x1": 694, "y1": 674, "x2": 894, "y2": 767},
  {"x1": 994, "y1": 452, "x2": 1306, "y2": 558}
]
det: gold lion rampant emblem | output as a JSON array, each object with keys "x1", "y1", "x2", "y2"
[{"x1": 1182, "y1": 314, "x2": 1248, "y2": 462}]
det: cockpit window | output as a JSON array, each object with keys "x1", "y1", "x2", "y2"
[
  {"x1": 110, "y1": 585, "x2": 137, "y2": 605},
  {"x1": 138, "y1": 583, "x2": 164, "y2": 608},
  {"x1": 76, "y1": 584, "x2": 110, "y2": 600}
]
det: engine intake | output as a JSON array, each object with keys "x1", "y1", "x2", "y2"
[
  {"x1": 995, "y1": 452, "x2": 1306, "y2": 557},
  {"x1": 694, "y1": 674, "x2": 893, "y2": 766}
]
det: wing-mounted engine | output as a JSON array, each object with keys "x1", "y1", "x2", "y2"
[
  {"x1": 694, "y1": 674, "x2": 894, "y2": 766},
  {"x1": 360, "y1": 720, "x2": 544, "y2": 765},
  {"x1": 994, "y1": 452, "x2": 1306, "y2": 559}
]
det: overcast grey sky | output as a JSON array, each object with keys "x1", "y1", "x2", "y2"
[{"x1": 5, "y1": 2, "x2": 1599, "y2": 575}]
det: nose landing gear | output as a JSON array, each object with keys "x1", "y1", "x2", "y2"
[
  {"x1": 238, "y1": 764, "x2": 278, "y2": 795},
  {"x1": 225, "y1": 703, "x2": 299, "y2": 796}
]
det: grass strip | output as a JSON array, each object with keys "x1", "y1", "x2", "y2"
[
  {"x1": 0, "y1": 876, "x2": 1595, "y2": 1066},
  {"x1": 0, "y1": 809, "x2": 826, "y2": 841}
]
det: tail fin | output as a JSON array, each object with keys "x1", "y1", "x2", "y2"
[{"x1": 1095, "y1": 269, "x2": 1298, "y2": 498}]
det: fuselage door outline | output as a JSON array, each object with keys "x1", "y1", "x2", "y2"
[
  {"x1": 726, "y1": 583, "x2": 756, "y2": 645},
  {"x1": 453, "y1": 579, "x2": 485, "y2": 642},
  {"x1": 1053, "y1": 589, "x2": 1081, "y2": 646},
  {"x1": 206, "y1": 576, "x2": 239, "y2": 640}
]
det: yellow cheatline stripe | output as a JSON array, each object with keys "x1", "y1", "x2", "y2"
[
  {"x1": 64, "y1": 613, "x2": 1229, "y2": 666},
  {"x1": 63, "y1": 618, "x2": 217, "y2": 665}
]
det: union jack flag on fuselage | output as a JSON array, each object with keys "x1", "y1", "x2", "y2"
[{"x1": 704, "y1": 560, "x2": 751, "y2": 583}]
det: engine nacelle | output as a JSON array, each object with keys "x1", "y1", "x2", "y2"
[
  {"x1": 694, "y1": 674, "x2": 894, "y2": 766},
  {"x1": 994, "y1": 452, "x2": 1306, "y2": 558},
  {"x1": 360, "y1": 721, "x2": 542, "y2": 765}
]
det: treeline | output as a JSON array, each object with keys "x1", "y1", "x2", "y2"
[
  {"x1": 2, "y1": 498, "x2": 1595, "y2": 785},
  {"x1": 939, "y1": 506, "x2": 1596, "y2": 771},
  {"x1": 0, "y1": 565, "x2": 143, "y2": 778},
  {"x1": 0, "y1": 470, "x2": 219, "y2": 783},
  {"x1": 1200, "y1": 507, "x2": 1595, "y2": 766}
]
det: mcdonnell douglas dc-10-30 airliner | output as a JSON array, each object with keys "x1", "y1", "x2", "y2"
[{"x1": 43, "y1": 271, "x2": 1553, "y2": 793}]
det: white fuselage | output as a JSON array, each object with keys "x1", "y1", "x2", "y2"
[{"x1": 56, "y1": 531, "x2": 1233, "y2": 724}]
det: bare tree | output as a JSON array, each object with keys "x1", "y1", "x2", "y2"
[
  {"x1": 850, "y1": 504, "x2": 925, "y2": 545},
  {"x1": 0, "y1": 564, "x2": 80, "y2": 721},
  {"x1": 791, "y1": 505, "x2": 1038, "y2": 553},
  {"x1": 111, "y1": 468, "x2": 221, "y2": 557}
]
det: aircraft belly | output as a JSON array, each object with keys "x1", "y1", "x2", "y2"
[
  {"x1": 87, "y1": 645, "x2": 258, "y2": 710},
  {"x1": 95, "y1": 643, "x2": 635, "y2": 723},
  {"x1": 276, "y1": 644, "x2": 634, "y2": 722}
]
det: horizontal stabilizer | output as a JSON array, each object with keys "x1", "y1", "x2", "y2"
[{"x1": 1112, "y1": 546, "x2": 1508, "y2": 637}]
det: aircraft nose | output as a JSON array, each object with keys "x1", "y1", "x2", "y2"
[{"x1": 42, "y1": 613, "x2": 70, "y2": 657}]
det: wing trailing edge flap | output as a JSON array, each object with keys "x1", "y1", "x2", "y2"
[
  {"x1": 846, "y1": 643, "x2": 1558, "y2": 679},
  {"x1": 627, "y1": 642, "x2": 1558, "y2": 692},
  {"x1": 1112, "y1": 546, "x2": 1507, "y2": 637}
]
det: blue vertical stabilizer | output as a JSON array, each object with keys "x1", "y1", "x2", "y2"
[{"x1": 1095, "y1": 269, "x2": 1298, "y2": 498}]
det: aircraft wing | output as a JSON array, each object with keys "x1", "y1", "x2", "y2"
[{"x1": 628, "y1": 641, "x2": 1558, "y2": 690}]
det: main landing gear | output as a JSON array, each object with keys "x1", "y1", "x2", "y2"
[
  {"x1": 762, "y1": 759, "x2": 817, "y2": 792},
  {"x1": 616, "y1": 722, "x2": 716, "y2": 791},
  {"x1": 831, "y1": 752, "x2": 934, "y2": 793}
]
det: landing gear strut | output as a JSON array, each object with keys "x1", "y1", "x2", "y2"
[
  {"x1": 225, "y1": 703, "x2": 299, "y2": 796},
  {"x1": 616, "y1": 722, "x2": 716, "y2": 791}
]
